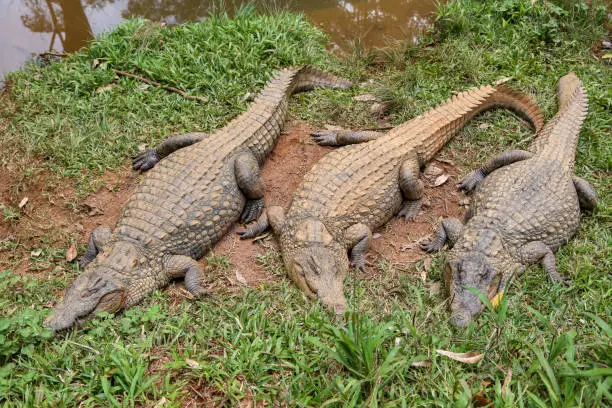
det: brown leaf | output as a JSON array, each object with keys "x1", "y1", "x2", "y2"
[
  {"x1": 502, "y1": 367, "x2": 513, "y2": 397},
  {"x1": 433, "y1": 174, "x2": 450, "y2": 187},
  {"x1": 323, "y1": 124, "x2": 343, "y2": 131},
  {"x1": 92, "y1": 58, "x2": 100, "y2": 68},
  {"x1": 370, "y1": 101, "x2": 393, "y2": 118},
  {"x1": 153, "y1": 397, "x2": 168, "y2": 408},
  {"x1": 436, "y1": 349, "x2": 484, "y2": 364},
  {"x1": 410, "y1": 359, "x2": 432, "y2": 368},
  {"x1": 96, "y1": 84, "x2": 114, "y2": 93},
  {"x1": 18, "y1": 197, "x2": 29, "y2": 209},
  {"x1": 66, "y1": 245, "x2": 78, "y2": 262},
  {"x1": 436, "y1": 158, "x2": 455, "y2": 165},
  {"x1": 472, "y1": 393, "x2": 491, "y2": 407},
  {"x1": 423, "y1": 164, "x2": 444, "y2": 178},
  {"x1": 353, "y1": 93, "x2": 377, "y2": 102},
  {"x1": 185, "y1": 358, "x2": 201, "y2": 369},
  {"x1": 235, "y1": 270, "x2": 248, "y2": 286},
  {"x1": 30, "y1": 248, "x2": 42, "y2": 258}
]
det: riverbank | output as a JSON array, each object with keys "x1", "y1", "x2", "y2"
[{"x1": 1, "y1": 1, "x2": 610, "y2": 406}]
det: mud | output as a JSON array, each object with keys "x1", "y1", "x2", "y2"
[{"x1": 0, "y1": 121, "x2": 465, "y2": 290}]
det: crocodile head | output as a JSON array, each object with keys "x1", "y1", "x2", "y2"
[
  {"x1": 282, "y1": 218, "x2": 349, "y2": 314},
  {"x1": 44, "y1": 241, "x2": 147, "y2": 334},
  {"x1": 444, "y1": 231, "x2": 518, "y2": 327}
]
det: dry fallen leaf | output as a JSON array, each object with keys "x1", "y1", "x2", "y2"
[
  {"x1": 436, "y1": 349, "x2": 484, "y2": 364},
  {"x1": 602, "y1": 53, "x2": 612, "y2": 59},
  {"x1": 410, "y1": 360, "x2": 432, "y2": 368},
  {"x1": 153, "y1": 397, "x2": 168, "y2": 408},
  {"x1": 353, "y1": 93, "x2": 377, "y2": 102},
  {"x1": 424, "y1": 164, "x2": 444, "y2": 178},
  {"x1": 18, "y1": 197, "x2": 29, "y2": 209},
  {"x1": 436, "y1": 158, "x2": 455, "y2": 165},
  {"x1": 372, "y1": 233, "x2": 382, "y2": 239},
  {"x1": 478, "y1": 123, "x2": 491, "y2": 130},
  {"x1": 235, "y1": 270, "x2": 248, "y2": 286},
  {"x1": 96, "y1": 84, "x2": 114, "y2": 93},
  {"x1": 31, "y1": 249, "x2": 42, "y2": 258},
  {"x1": 185, "y1": 358, "x2": 201, "y2": 369},
  {"x1": 323, "y1": 124, "x2": 343, "y2": 131},
  {"x1": 501, "y1": 367, "x2": 513, "y2": 397},
  {"x1": 66, "y1": 245, "x2": 78, "y2": 262},
  {"x1": 433, "y1": 174, "x2": 450, "y2": 187}
]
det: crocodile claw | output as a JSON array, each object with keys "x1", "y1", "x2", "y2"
[
  {"x1": 132, "y1": 149, "x2": 160, "y2": 171},
  {"x1": 458, "y1": 169, "x2": 485, "y2": 194},
  {"x1": 419, "y1": 237, "x2": 443, "y2": 253},
  {"x1": 311, "y1": 130, "x2": 339, "y2": 146},
  {"x1": 241, "y1": 198, "x2": 264, "y2": 224},
  {"x1": 350, "y1": 254, "x2": 366, "y2": 272},
  {"x1": 397, "y1": 199, "x2": 422, "y2": 221}
]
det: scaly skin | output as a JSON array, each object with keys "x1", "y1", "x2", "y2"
[
  {"x1": 421, "y1": 73, "x2": 598, "y2": 327},
  {"x1": 240, "y1": 83, "x2": 544, "y2": 313},
  {"x1": 44, "y1": 66, "x2": 351, "y2": 333}
]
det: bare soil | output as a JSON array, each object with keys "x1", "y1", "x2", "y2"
[{"x1": 0, "y1": 121, "x2": 466, "y2": 290}]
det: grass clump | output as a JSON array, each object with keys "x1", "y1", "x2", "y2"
[
  {"x1": 1, "y1": 6, "x2": 339, "y2": 175},
  {"x1": 1, "y1": 1, "x2": 610, "y2": 407}
]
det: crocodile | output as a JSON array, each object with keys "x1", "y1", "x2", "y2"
[
  {"x1": 239, "y1": 83, "x2": 544, "y2": 314},
  {"x1": 44, "y1": 66, "x2": 352, "y2": 333},
  {"x1": 420, "y1": 73, "x2": 597, "y2": 327}
]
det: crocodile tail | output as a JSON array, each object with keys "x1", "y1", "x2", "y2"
[
  {"x1": 528, "y1": 73, "x2": 587, "y2": 166},
  {"x1": 291, "y1": 65, "x2": 353, "y2": 93},
  {"x1": 493, "y1": 85, "x2": 544, "y2": 134},
  {"x1": 414, "y1": 83, "x2": 544, "y2": 163}
]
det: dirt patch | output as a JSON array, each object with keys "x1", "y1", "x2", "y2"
[{"x1": 1, "y1": 121, "x2": 466, "y2": 289}]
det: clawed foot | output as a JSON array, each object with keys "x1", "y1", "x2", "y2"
[
  {"x1": 458, "y1": 169, "x2": 485, "y2": 194},
  {"x1": 350, "y1": 254, "x2": 366, "y2": 272},
  {"x1": 132, "y1": 148, "x2": 160, "y2": 171},
  {"x1": 419, "y1": 237, "x2": 443, "y2": 253},
  {"x1": 397, "y1": 199, "x2": 422, "y2": 222},
  {"x1": 241, "y1": 198, "x2": 264, "y2": 224},
  {"x1": 311, "y1": 130, "x2": 339, "y2": 146},
  {"x1": 549, "y1": 271, "x2": 570, "y2": 286}
]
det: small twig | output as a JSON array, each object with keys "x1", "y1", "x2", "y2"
[
  {"x1": 38, "y1": 51, "x2": 68, "y2": 58},
  {"x1": 112, "y1": 69, "x2": 208, "y2": 103}
]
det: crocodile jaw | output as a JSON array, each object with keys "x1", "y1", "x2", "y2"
[
  {"x1": 284, "y1": 245, "x2": 349, "y2": 315},
  {"x1": 445, "y1": 252, "x2": 507, "y2": 328},
  {"x1": 44, "y1": 269, "x2": 126, "y2": 334}
]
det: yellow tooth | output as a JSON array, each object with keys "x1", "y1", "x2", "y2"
[{"x1": 490, "y1": 291, "x2": 504, "y2": 308}]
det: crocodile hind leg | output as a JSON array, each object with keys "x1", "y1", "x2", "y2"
[
  {"x1": 132, "y1": 132, "x2": 210, "y2": 171},
  {"x1": 420, "y1": 218, "x2": 464, "y2": 252},
  {"x1": 397, "y1": 155, "x2": 425, "y2": 221},
  {"x1": 345, "y1": 223, "x2": 372, "y2": 272},
  {"x1": 573, "y1": 177, "x2": 598, "y2": 211},
  {"x1": 459, "y1": 150, "x2": 533, "y2": 193},
  {"x1": 311, "y1": 129, "x2": 385, "y2": 146},
  {"x1": 164, "y1": 255, "x2": 210, "y2": 297},
  {"x1": 77, "y1": 225, "x2": 112, "y2": 268},
  {"x1": 235, "y1": 151, "x2": 265, "y2": 223},
  {"x1": 518, "y1": 241, "x2": 568, "y2": 284}
]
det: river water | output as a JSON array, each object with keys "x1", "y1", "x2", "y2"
[{"x1": 0, "y1": 0, "x2": 437, "y2": 77}]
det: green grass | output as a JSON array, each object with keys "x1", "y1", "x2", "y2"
[
  {"x1": 0, "y1": 5, "x2": 345, "y2": 177},
  {"x1": 0, "y1": 0, "x2": 610, "y2": 406}
]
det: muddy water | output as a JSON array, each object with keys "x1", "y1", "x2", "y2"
[{"x1": 0, "y1": 0, "x2": 437, "y2": 77}]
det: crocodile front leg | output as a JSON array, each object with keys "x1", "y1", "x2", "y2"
[
  {"x1": 132, "y1": 132, "x2": 210, "y2": 171},
  {"x1": 77, "y1": 225, "x2": 112, "y2": 268},
  {"x1": 311, "y1": 129, "x2": 385, "y2": 146},
  {"x1": 397, "y1": 155, "x2": 425, "y2": 221},
  {"x1": 345, "y1": 223, "x2": 372, "y2": 272},
  {"x1": 237, "y1": 206, "x2": 286, "y2": 239},
  {"x1": 459, "y1": 150, "x2": 533, "y2": 193},
  {"x1": 420, "y1": 217, "x2": 464, "y2": 252},
  {"x1": 518, "y1": 241, "x2": 568, "y2": 284},
  {"x1": 235, "y1": 151, "x2": 265, "y2": 224},
  {"x1": 164, "y1": 255, "x2": 210, "y2": 297},
  {"x1": 573, "y1": 177, "x2": 598, "y2": 211}
]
